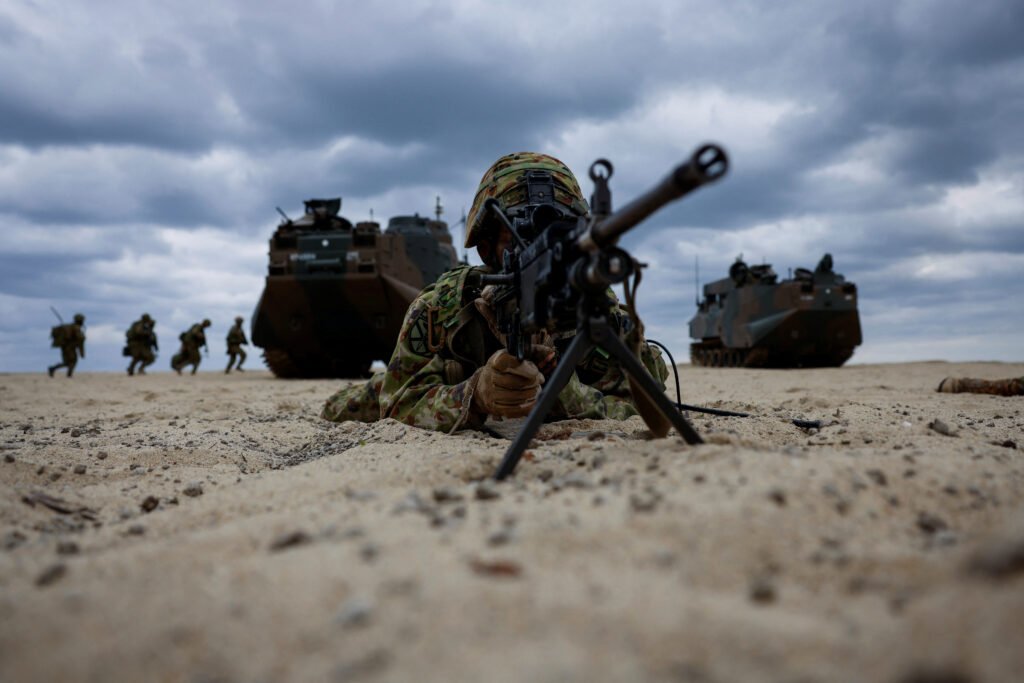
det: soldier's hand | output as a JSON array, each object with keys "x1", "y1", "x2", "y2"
[
  {"x1": 473, "y1": 289, "x2": 505, "y2": 345},
  {"x1": 529, "y1": 342, "x2": 557, "y2": 378},
  {"x1": 471, "y1": 350, "x2": 544, "y2": 419}
]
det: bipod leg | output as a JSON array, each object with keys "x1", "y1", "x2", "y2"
[
  {"x1": 595, "y1": 321, "x2": 703, "y2": 446},
  {"x1": 494, "y1": 332, "x2": 592, "y2": 481}
]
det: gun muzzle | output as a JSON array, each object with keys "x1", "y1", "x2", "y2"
[{"x1": 584, "y1": 143, "x2": 728, "y2": 249}]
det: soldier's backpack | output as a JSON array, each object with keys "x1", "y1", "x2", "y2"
[{"x1": 51, "y1": 324, "x2": 70, "y2": 348}]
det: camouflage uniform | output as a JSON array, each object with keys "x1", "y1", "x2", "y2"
[
  {"x1": 937, "y1": 376, "x2": 1024, "y2": 397},
  {"x1": 225, "y1": 317, "x2": 248, "y2": 373},
  {"x1": 323, "y1": 151, "x2": 669, "y2": 432},
  {"x1": 322, "y1": 264, "x2": 668, "y2": 432},
  {"x1": 171, "y1": 320, "x2": 210, "y2": 375},
  {"x1": 126, "y1": 314, "x2": 158, "y2": 376},
  {"x1": 48, "y1": 314, "x2": 86, "y2": 378}
]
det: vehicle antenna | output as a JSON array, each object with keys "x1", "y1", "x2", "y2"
[
  {"x1": 435, "y1": 196, "x2": 443, "y2": 221},
  {"x1": 694, "y1": 256, "x2": 700, "y2": 307},
  {"x1": 49, "y1": 306, "x2": 64, "y2": 324},
  {"x1": 275, "y1": 207, "x2": 292, "y2": 224}
]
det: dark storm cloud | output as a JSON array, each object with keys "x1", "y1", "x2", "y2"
[{"x1": 1, "y1": 0, "x2": 1022, "y2": 370}]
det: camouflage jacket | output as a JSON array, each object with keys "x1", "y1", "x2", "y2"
[
  {"x1": 127, "y1": 320, "x2": 156, "y2": 347},
  {"x1": 60, "y1": 324, "x2": 86, "y2": 354},
  {"x1": 372, "y1": 264, "x2": 668, "y2": 433},
  {"x1": 226, "y1": 325, "x2": 248, "y2": 347},
  {"x1": 182, "y1": 324, "x2": 207, "y2": 349}
]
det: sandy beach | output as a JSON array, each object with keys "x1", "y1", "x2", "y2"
[{"x1": 1, "y1": 361, "x2": 1022, "y2": 682}]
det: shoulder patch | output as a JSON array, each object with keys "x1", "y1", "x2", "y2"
[{"x1": 407, "y1": 315, "x2": 431, "y2": 356}]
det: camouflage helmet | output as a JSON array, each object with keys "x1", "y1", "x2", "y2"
[
  {"x1": 141, "y1": 313, "x2": 152, "y2": 323},
  {"x1": 202, "y1": 319, "x2": 211, "y2": 327},
  {"x1": 73, "y1": 313, "x2": 85, "y2": 324},
  {"x1": 464, "y1": 152, "x2": 589, "y2": 248},
  {"x1": 234, "y1": 316, "x2": 243, "y2": 323}
]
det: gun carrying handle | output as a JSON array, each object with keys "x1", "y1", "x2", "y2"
[{"x1": 582, "y1": 143, "x2": 729, "y2": 250}]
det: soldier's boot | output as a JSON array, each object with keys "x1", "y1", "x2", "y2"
[
  {"x1": 67, "y1": 368, "x2": 74, "y2": 378},
  {"x1": 127, "y1": 362, "x2": 135, "y2": 376},
  {"x1": 47, "y1": 365, "x2": 56, "y2": 378},
  {"x1": 191, "y1": 365, "x2": 198, "y2": 376},
  {"x1": 225, "y1": 357, "x2": 233, "y2": 374},
  {"x1": 938, "y1": 377, "x2": 1024, "y2": 396}
]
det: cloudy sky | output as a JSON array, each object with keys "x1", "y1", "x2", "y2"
[{"x1": 2, "y1": 0, "x2": 1022, "y2": 373}]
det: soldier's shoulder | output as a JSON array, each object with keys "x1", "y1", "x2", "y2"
[{"x1": 415, "y1": 265, "x2": 485, "y2": 309}]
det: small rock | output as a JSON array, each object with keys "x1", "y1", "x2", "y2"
[
  {"x1": 49, "y1": 472, "x2": 62, "y2": 482},
  {"x1": 475, "y1": 480, "x2": 501, "y2": 501},
  {"x1": 965, "y1": 534, "x2": 1024, "y2": 580},
  {"x1": 537, "y1": 469, "x2": 554, "y2": 483},
  {"x1": 929, "y1": 419, "x2": 957, "y2": 437},
  {"x1": 866, "y1": 469, "x2": 888, "y2": 486},
  {"x1": 629, "y1": 491, "x2": 660, "y2": 513},
  {"x1": 487, "y1": 528, "x2": 513, "y2": 546},
  {"x1": 359, "y1": 542, "x2": 379, "y2": 563},
  {"x1": 4, "y1": 454, "x2": 14, "y2": 463},
  {"x1": 469, "y1": 557, "x2": 523, "y2": 578},
  {"x1": 73, "y1": 464, "x2": 87, "y2": 475},
  {"x1": 749, "y1": 576, "x2": 777, "y2": 604},
  {"x1": 126, "y1": 524, "x2": 146, "y2": 536},
  {"x1": 767, "y1": 488, "x2": 787, "y2": 507},
  {"x1": 182, "y1": 481, "x2": 204, "y2": 497},
  {"x1": 140, "y1": 496, "x2": 159, "y2": 513},
  {"x1": 917, "y1": 512, "x2": 949, "y2": 535},
  {"x1": 335, "y1": 596, "x2": 374, "y2": 628},
  {"x1": 35, "y1": 563, "x2": 67, "y2": 587},
  {"x1": 269, "y1": 530, "x2": 311, "y2": 552},
  {"x1": 432, "y1": 486, "x2": 464, "y2": 504},
  {"x1": 96, "y1": 451, "x2": 108, "y2": 460},
  {"x1": 70, "y1": 429, "x2": 82, "y2": 438},
  {"x1": 56, "y1": 540, "x2": 80, "y2": 555}
]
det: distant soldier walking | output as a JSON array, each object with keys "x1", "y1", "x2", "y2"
[
  {"x1": 48, "y1": 313, "x2": 86, "y2": 378},
  {"x1": 225, "y1": 316, "x2": 249, "y2": 373},
  {"x1": 171, "y1": 319, "x2": 211, "y2": 375},
  {"x1": 125, "y1": 313, "x2": 159, "y2": 376}
]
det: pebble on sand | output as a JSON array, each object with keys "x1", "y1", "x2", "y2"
[
  {"x1": 35, "y1": 563, "x2": 67, "y2": 587},
  {"x1": 183, "y1": 481, "x2": 204, "y2": 497}
]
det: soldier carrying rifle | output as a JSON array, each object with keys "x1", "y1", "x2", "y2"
[
  {"x1": 322, "y1": 152, "x2": 669, "y2": 430},
  {"x1": 172, "y1": 319, "x2": 211, "y2": 375},
  {"x1": 48, "y1": 311, "x2": 86, "y2": 378}
]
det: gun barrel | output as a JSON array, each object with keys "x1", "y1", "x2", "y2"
[{"x1": 586, "y1": 143, "x2": 728, "y2": 248}]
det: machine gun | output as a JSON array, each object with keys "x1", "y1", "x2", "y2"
[{"x1": 479, "y1": 144, "x2": 729, "y2": 479}]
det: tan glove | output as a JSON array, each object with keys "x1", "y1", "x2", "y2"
[{"x1": 471, "y1": 350, "x2": 544, "y2": 418}]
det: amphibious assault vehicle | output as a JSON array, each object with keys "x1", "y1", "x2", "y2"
[
  {"x1": 689, "y1": 253, "x2": 862, "y2": 368},
  {"x1": 251, "y1": 198, "x2": 459, "y2": 378}
]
